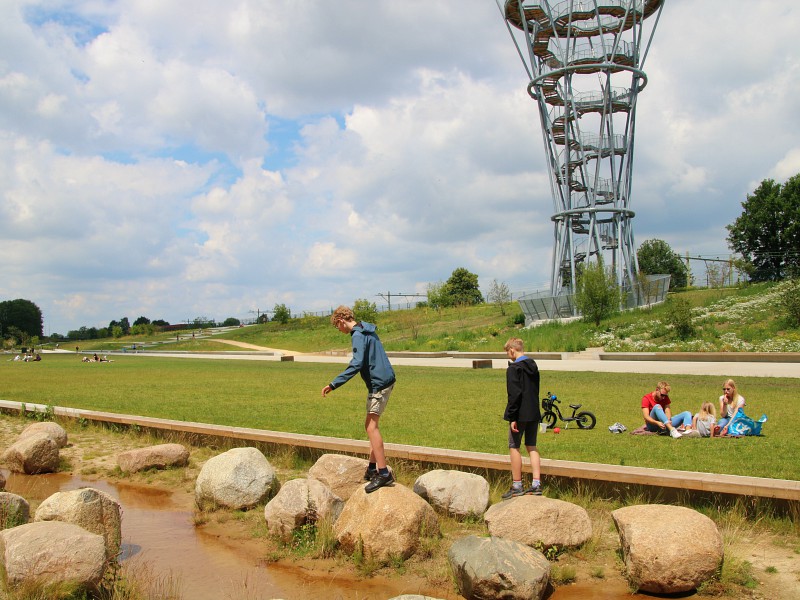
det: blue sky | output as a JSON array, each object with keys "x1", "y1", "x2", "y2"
[{"x1": 2, "y1": 0, "x2": 799, "y2": 334}]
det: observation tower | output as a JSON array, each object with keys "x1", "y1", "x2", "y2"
[{"x1": 500, "y1": 0, "x2": 666, "y2": 319}]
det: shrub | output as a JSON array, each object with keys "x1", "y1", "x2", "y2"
[
  {"x1": 665, "y1": 296, "x2": 695, "y2": 340},
  {"x1": 779, "y1": 278, "x2": 800, "y2": 327}
]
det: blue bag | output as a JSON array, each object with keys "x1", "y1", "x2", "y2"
[{"x1": 727, "y1": 409, "x2": 767, "y2": 436}]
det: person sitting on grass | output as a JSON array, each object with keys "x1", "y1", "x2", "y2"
[
  {"x1": 641, "y1": 381, "x2": 692, "y2": 439},
  {"x1": 692, "y1": 401, "x2": 717, "y2": 438},
  {"x1": 717, "y1": 379, "x2": 746, "y2": 436}
]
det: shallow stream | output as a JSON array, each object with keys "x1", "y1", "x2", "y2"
[{"x1": 2, "y1": 469, "x2": 649, "y2": 599}]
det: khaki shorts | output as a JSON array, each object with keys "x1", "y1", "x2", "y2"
[{"x1": 366, "y1": 384, "x2": 394, "y2": 416}]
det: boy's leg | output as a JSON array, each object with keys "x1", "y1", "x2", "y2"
[
  {"x1": 526, "y1": 445, "x2": 541, "y2": 481},
  {"x1": 364, "y1": 413, "x2": 386, "y2": 469},
  {"x1": 502, "y1": 425, "x2": 526, "y2": 499},
  {"x1": 509, "y1": 447, "x2": 523, "y2": 481}
]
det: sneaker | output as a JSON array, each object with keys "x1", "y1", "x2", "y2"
[
  {"x1": 524, "y1": 483, "x2": 543, "y2": 496},
  {"x1": 364, "y1": 466, "x2": 377, "y2": 481},
  {"x1": 365, "y1": 471, "x2": 394, "y2": 493},
  {"x1": 501, "y1": 486, "x2": 526, "y2": 500},
  {"x1": 669, "y1": 428, "x2": 682, "y2": 439}
]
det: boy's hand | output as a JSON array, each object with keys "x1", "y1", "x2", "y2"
[
  {"x1": 511, "y1": 421, "x2": 519, "y2": 433},
  {"x1": 321, "y1": 385, "x2": 333, "y2": 397}
]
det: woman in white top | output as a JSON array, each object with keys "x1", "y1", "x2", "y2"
[{"x1": 718, "y1": 378, "x2": 745, "y2": 435}]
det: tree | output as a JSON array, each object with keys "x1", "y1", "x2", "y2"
[
  {"x1": 444, "y1": 267, "x2": 483, "y2": 306},
  {"x1": 0, "y1": 299, "x2": 43, "y2": 339},
  {"x1": 133, "y1": 316, "x2": 150, "y2": 326},
  {"x1": 273, "y1": 303, "x2": 291, "y2": 324},
  {"x1": 256, "y1": 313, "x2": 269, "y2": 324},
  {"x1": 222, "y1": 317, "x2": 241, "y2": 327},
  {"x1": 353, "y1": 298, "x2": 378, "y2": 324},
  {"x1": 574, "y1": 261, "x2": 622, "y2": 326},
  {"x1": 637, "y1": 239, "x2": 689, "y2": 289},
  {"x1": 426, "y1": 281, "x2": 447, "y2": 312},
  {"x1": 487, "y1": 279, "x2": 512, "y2": 315},
  {"x1": 726, "y1": 175, "x2": 800, "y2": 281}
]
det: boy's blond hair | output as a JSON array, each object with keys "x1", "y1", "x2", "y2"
[
  {"x1": 330, "y1": 305, "x2": 354, "y2": 326},
  {"x1": 504, "y1": 337, "x2": 524, "y2": 352}
]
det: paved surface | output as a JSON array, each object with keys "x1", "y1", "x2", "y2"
[{"x1": 94, "y1": 347, "x2": 800, "y2": 378}]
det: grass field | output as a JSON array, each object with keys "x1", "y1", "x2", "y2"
[{"x1": 2, "y1": 354, "x2": 797, "y2": 481}]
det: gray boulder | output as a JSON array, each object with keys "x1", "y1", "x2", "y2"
[
  {"x1": 484, "y1": 495, "x2": 592, "y2": 550},
  {"x1": 117, "y1": 443, "x2": 190, "y2": 473},
  {"x1": 0, "y1": 492, "x2": 30, "y2": 529},
  {"x1": 307, "y1": 453, "x2": 372, "y2": 500},
  {"x1": 34, "y1": 487, "x2": 122, "y2": 561},
  {"x1": 413, "y1": 469, "x2": 489, "y2": 518},
  {"x1": 0, "y1": 521, "x2": 107, "y2": 590},
  {"x1": 1, "y1": 433, "x2": 60, "y2": 474},
  {"x1": 19, "y1": 421, "x2": 68, "y2": 448},
  {"x1": 334, "y1": 484, "x2": 440, "y2": 562},
  {"x1": 449, "y1": 535, "x2": 550, "y2": 600},
  {"x1": 612, "y1": 504, "x2": 723, "y2": 593},
  {"x1": 195, "y1": 447, "x2": 277, "y2": 510},
  {"x1": 264, "y1": 478, "x2": 344, "y2": 541}
]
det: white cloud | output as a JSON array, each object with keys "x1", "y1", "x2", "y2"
[{"x1": 1, "y1": 0, "x2": 798, "y2": 333}]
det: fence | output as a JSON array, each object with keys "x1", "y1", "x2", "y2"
[{"x1": 517, "y1": 274, "x2": 671, "y2": 324}]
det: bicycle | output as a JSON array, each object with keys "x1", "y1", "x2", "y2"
[{"x1": 541, "y1": 392, "x2": 596, "y2": 430}]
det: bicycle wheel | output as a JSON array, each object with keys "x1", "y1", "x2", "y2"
[
  {"x1": 576, "y1": 411, "x2": 596, "y2": 429},
  {"x1": 541, "y1": 412, "x2": 558, "y2": 429}
]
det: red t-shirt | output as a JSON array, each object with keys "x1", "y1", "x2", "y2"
[{"x1": 641, "y1": 391, "x2": 671, "y2": 411}]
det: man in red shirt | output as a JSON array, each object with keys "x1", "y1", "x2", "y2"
[{"x1": 641, "y1": 381, "x2": 692, "y2": 439}]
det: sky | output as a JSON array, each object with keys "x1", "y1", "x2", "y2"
[{"x1": 2, "y1": 0, "x2": 799, "y2": 335}]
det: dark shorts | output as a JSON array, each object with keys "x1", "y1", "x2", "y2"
[{"x1": 508, "y1": 421, "x2": 538, "y2": 449}]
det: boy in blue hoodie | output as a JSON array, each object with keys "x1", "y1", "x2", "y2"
[
  {"x1": 322, "y1": 305, "x2": 396, "y2": 493},
  {"x1": 502, "y1": 337, "x2": 543, "y2": 498}
]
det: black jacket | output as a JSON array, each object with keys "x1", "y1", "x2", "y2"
[{"x1": 504, "y1": 357, "x2": 541, "y2": 423}]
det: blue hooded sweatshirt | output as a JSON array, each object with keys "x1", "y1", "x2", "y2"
[{"x1": 329, "y1": 321, "x2": 396, "y2": 393}]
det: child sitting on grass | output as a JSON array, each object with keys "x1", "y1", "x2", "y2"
[{"x1": 692, "y1": 402, "x2": 716, "y2": 438}]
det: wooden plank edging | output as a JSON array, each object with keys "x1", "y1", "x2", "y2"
[{"x1": 1, "y1": 400, "x2": 797, "y2": 501}]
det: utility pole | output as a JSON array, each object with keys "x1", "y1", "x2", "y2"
[{"x1": 249, "y1": 308, "x2": 262, "y2": 323}]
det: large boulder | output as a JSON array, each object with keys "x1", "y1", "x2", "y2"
[
  {"x1": 449, "y1": 535, "x2": 550, "y2": 600},
  {"x1": 307, "y1": 453, "x2": 371, "y2": 500},
  {"x1": 34, "y1": 487, "x2": 122, "y2": 561},
  {"x1": 264, "y1": 478, "x2": 344, "y2": 541},
  {"x1": 612, "y1": 504, "x2": 724, "y2": 594},
  {"x1": 195, "y1": 447, "x2": 277, "y2": 510},
  {"x1": 0, "y1": 521, "x2": 107, "y2": 590},
  {"x1": 18, "y1": 421, "x2": 68, "y2": 448},
  {"x1": 1, "y1": 433, "x2": 60, "y2": 474},
  {"x1": 413, "y1": 469, "x2": 489, "y2": 518},
  {"x1": 117, "y1": 443, "x2": 190, "y2": 473},
  {"x1": 0, "y1": 492, "x2": 30, "y2": 529},
  {"x1": 484, "y1": 495, "x2": 592, "y2": 550},
  {"x1": 334, "y1": 484, "x2": 440, "y2": 562}
]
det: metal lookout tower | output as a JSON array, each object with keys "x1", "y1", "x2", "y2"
[{"x1": 500, "y1": 0, "x2": 666, "y2": 320}]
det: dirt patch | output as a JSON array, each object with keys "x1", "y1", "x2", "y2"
[{"x1": 1, "y1": 414, "x2": 798, "y2": 600}]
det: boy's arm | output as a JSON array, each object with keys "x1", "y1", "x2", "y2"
[
  {"x1": 504, "y1": 369, "x2": 522, "y2": 422},
  {"x1": 328, "y1": 331, "x2": 366, "y2": 390}
]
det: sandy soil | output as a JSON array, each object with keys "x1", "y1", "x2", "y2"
[{"x1": 1, "y1": 415, "x2": 797, "y2": 600}]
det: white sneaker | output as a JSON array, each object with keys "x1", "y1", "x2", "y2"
[{"x1": 669, "y1": 428, "x2": 682, "y2": 439}]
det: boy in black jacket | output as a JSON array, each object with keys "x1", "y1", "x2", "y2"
[{"x1": 502, "y1": 337, "x2": 543, "y2": 498}]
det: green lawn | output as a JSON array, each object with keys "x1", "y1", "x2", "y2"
[{"x1": 2, "y1": 354, "x2": 796, "y2": 481}]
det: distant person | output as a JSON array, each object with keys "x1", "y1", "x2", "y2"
[
  {"x1": 321, "y1": 305, "x2": 396, "y2": 493},
  {"x1": 501, "y1": 337, "x2": 543, "y2": 498},
  {"x1": 717, "y1": 379, "x2": 746, "y2": 435},
  {"x1": 692, "y1": 402, "x2": 716, "y2": 438},
  {"x1": 33, "y1": 353, "x2": 41, "y2": 362},
  {"x1": 641, "y1": 381, "x2": 692, "y2": 439},
  {"x1": 93, "y1": 353, "x2": 99, "y2": 362}
]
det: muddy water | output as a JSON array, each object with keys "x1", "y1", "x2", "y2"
[{"x1": 2, "y1": 470, "x2": 646, "y2": 600}]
